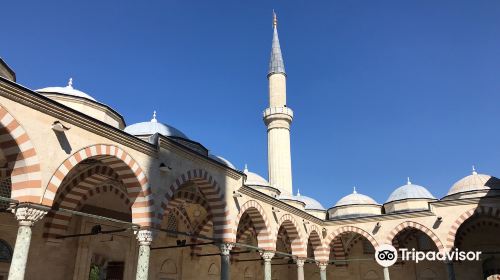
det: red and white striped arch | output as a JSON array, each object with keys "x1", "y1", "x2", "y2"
[
  {"x1": 0, "y1": 106, "x2": 41, "y2": 203},
  {"x1": 42, "y1": 144, "x2": 153, "y2": 227},
  {"x1": 233, "y1": 200, "x2": 273, "y2": 250},
  {"x1": 307, "y1": 225, "x2": 328, "y2": 262},
  {"x1": 159, "y1": 190, "x2": 211, "y2": 225},
  {"x1": 159, "y1": 169, "x2": 228, "y2": 240},
  {"x1": 274, "y1": 214, "x2": 307, "y2": 258},
  {"x1": 325, "y1": 226, "x2": 378, "y2": 251},
  {"x1": 387, "y1": 221, "x2": 444, "y2": 251},
  {"x1": 446, "y1": 205, "x2": 500, "y2": 249},
  {"x1": 44, "y1": 183, "x2": 131, "y2": 240}
]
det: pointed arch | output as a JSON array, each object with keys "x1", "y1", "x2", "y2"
[
  {"x1": 387, "y1": 221, "x2": 444, "y2": 251},
  {"x1": 233, "y1": 200, "x2": 273, "y2": 250},
  {"x1": 159, "y1": 169, "x2": 228, "y2": 239},
  {"x1": 43, "y1": 144, "x2": 153, "y2": 226},
  {"x1": 325, "y1": 226, "x2": 378, "y2": 249},
  {"x1": 446, "y1": 205, "x2": 500, "y2": 249},
  {"x1": 274, "y1": 214, "x2": 307, "y2": 257},
  {"x1": 307, "y1": 227, "x2": 328, "y2": 262},
  {"x1": 0, "y1": 105, "x2": 41, "y2": 203}
]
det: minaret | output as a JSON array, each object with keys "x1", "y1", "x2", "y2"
[{"x1": 264, "y1": 11, "x2": 294, "y2": 195}]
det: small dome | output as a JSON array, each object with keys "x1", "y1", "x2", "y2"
[
  {"x1": 36, "y1": 78, "x2": 96, "y2": 101},
  {"x1": 447, "y1": 167, "x2": 500, "y2": 196},
  {"x1": 243, "y1": 166, "x2": 271, "y2": 187},
  {"x1": 278, "y1": 190, "x2": 325, "y2": 210},
  {"x1": 295, "y1": 191, "x2": 325, "y2": 210},
  {"x1": 335, "y1": 187, "x2": 378, "y2": 207},
  {"x1": 124, "y1": 111, "x2": 188, "y2": 139},
  {"x1": 209, "y1": 154, "x2": 235, "y2": 169},
  {"x1": 386, "y1": 178, "x2": 435, "y2": 203}
]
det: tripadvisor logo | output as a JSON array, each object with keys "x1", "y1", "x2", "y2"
[{"x1": 375, "y1": 244, "x2": 482, "y2": 267}]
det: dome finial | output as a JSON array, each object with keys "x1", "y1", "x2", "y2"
[
  {"x1": 151, "y1": 111, "x2": 157, "y2": 123},
  {"x1": 353, "y1": 186, "x2": 357, "y2": 194},
  {"x1": 272, "y1": 9, "x2": 277, "y2": 29},
  {"x1": 296, "y1": 188, "x2": 301, "y2": 196},
  {"x1": 407, "y1": 177, "x2": 412, "y2": 185},
  {"x1": 472, "y1": 165, "x2": 477, "y2": 175},
  {"x1": 67, "y1": 78, "x2": 73, "y2": 88},
  {"x1": 244, "y1": 164, "x2": 248, "y2": 173}
]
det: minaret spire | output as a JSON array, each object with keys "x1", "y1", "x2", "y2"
[
  {"x1": 264, "y1": 12, "x2": 294, "y2": 195},
  {"x1": 268, "y1": 11, "x2": 286, "y2": 77}
]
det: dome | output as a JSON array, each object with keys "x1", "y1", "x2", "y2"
[
  {"x1": 279, "y1": 190, "x2": 325, "y2": 210},
  {"x1": 386, "y1": 178, "x2": 435, "y2": 203},
  {"x1": 36, "y1": 78, "x2": 96, "y2": 101},
  {"x1": 243, "y1": 166, "x2": 271, "y2": 187},
  {"x1": 124, "y1": 111, "x2": 189, "y2": 139},
  {"x1": 295, "y1": 191, "x2": 325, "y2": 210},
  {"x1": 209, "y1": 154, "x2": 235, "y2": 169},
  {"x1": 447, "y1": 167, "x2": 500, "y2": 196},
  {"x1": 334, "y1": 188, "x2": 378, "y2": 207}
]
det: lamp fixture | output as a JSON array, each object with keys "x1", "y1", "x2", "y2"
[
  {"x1": 272, "y1": 207, "x2": 280, "y2": 213},
  {"x1": 52, "y1": 121, "x2": 70, "y2": 132},
  {"x1": 232, "y1": 191, "x2": 243, "y2": 198},
  {"x1": 159, "y1": 163, "x2": 171, "y2": 172}
]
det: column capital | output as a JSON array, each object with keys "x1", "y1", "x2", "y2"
[
  {"x1": 296, "y1": 259, "x2": 305, "y2": 267},
  {"x1": 318, "y1": 262, "x2": 328, "y2": 271},
  {"x1": 261, "y1": 251, "x2": 275, "y2": 260},
  {"x1": 136, "y1": 229, "x2": 154, "y2": 246},
  {"x1": 12, "y1": 205, "x2": 46, "y2": 226},
  {"x1": 219, "y1": 243, "x2": 234, "y2": 256}
]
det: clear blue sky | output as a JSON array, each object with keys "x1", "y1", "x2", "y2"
[{"x1": 3, "y1": 1, "x2": 500, "y2": 208}]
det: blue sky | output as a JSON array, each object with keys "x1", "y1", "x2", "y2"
[{"x1": 3, "y1": 1, "x2": 500, "y2": 208}]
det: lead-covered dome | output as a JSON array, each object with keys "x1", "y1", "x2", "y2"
[
  {"x1": 208, "y1": 154, "x2": 235, "y2": 169},
  {"x1": 445, "y1": 167, "x2": 500, "y2": 199},
  {"x1": 125, "y1": 111, "x2": 188, "y2": 139},
  {"x1": 386, "y1": 178, "x2": 435, "y2": 203},
  {"x1": 35, "y1": 78, "x2": 124, "y2": 129},
  {"x1": 384, "y1": 178, "x2": 436, "y2": 214},
  {"x1": 243, "y1": 165, "x2": 279, "y2": 197},
  {"x1": 334, "y1": 188, "x2": 378, "y2": 207},
  {"x1": 295, "y1": 191, "x2": 325, "y2": 210},
  {"x1": 328, "y1": 188, "x2": 381, "y2": 220},
  {"x1": 36, "y1": 78, "x2": 96, "y2": 101}
]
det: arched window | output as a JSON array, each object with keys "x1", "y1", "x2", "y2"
[{"x1": 0, "y1": 240, "x2": 12, "y2": 262}]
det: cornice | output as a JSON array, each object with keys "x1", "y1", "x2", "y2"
[{"x1": 239, "y1": 186, "x2": 324, "y2": 225}]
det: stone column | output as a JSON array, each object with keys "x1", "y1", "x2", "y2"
[
  {"x1": 296, "y1": 259, "x2": 305, "y2": 280},
  {"x1": 8, "y1": 205, "x2": 46, "y2": 280},
  {"x1": 383, "y1": 267, "x2": 390, "y2": 280},
  {"x1": 261, "y1": 251, "x2": 275, "y2": 280},
  {"x1": 445, "y1": 260, "x2": 456, "y2": 280},
  {"x1": 318, "y1": 262, "x2": 328, "y2": 280},
  {"x1": 135, "y1": 229, "x2": 153, "y2": 280},
  {"x1": 220, "y1": 243, "x2": 233, "y2": 280}
]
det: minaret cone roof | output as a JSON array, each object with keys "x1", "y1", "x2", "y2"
[{"x1": 268, "y1": 11, "x2": 286, "y2": 77}]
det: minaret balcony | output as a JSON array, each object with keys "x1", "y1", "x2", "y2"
[{"x1": 263, "y1": 107, "x2": 293, "y2": 128}]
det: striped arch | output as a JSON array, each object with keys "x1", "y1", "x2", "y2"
[
  {"x1": 325, "y1": 226, "x2": 378, "y2": 251},
  {"x1": 274, "y1": 214, "x2": 307, "y2": 258},
  {"x1": 0, "y1": 106, "x2": 41, "y2": 203},
  {"x1": 307, "y1": 225, "x2": 328, "y2": 262},
  {"x1": 190, "y1": 218, "x2": 213, "y2": 254},
  {"x1": 43, "y1": 144, "x2": 153, "y2": 227},
  {"x1": 159, "y1": 169, "x2": 228, "y2": 240},
  {"x1": 446, "y1": 205, "x2": 500, "y2": 249},
  {"x1": 233, "y1": 200, "x2": 273, "y2": 250},
  {"x1": 387, "y1": 221, "x2": 444, "y2": 251},
  {"x1": 159, "y1": 190, "x2": 211, "y2": 223},
  {"x1": 44, "y1": 183, "x2": 131, "y2": 240}
]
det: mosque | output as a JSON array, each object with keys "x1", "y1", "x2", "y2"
[{"x1": 0, "y1": 13, "x2": 499, "y2": 280}]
